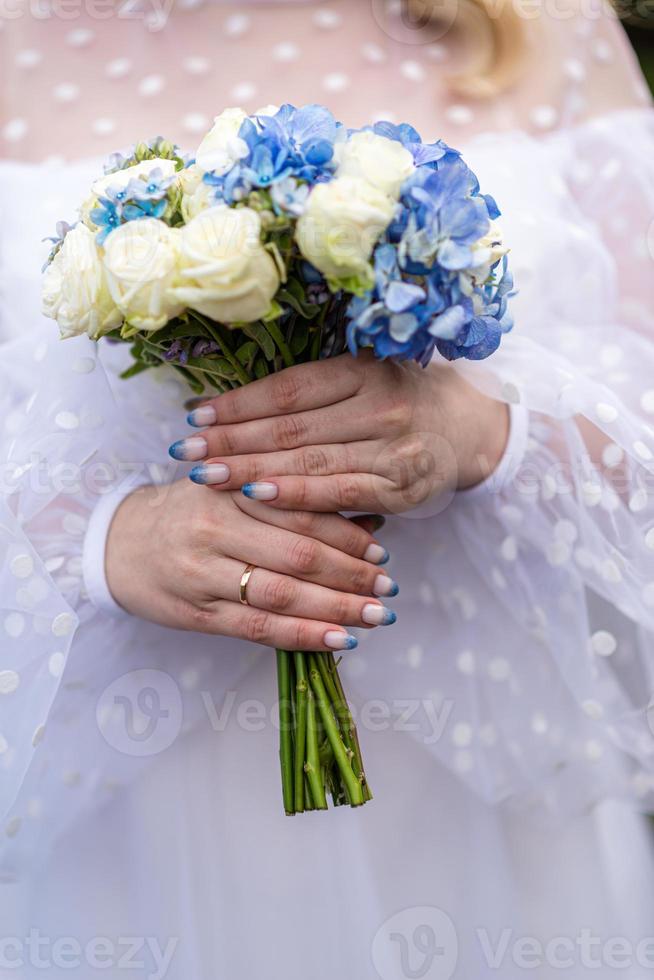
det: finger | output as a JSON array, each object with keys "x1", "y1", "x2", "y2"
[
  {"x1": 187, "y1": 441, "x2": 377, "y2": 489},
  {"x1": 241, "y1": 473, "x2": 397, "y2": 517},
  {"x1": 205, "y1": 599, "x2": 360, "y2": 652},
  {"x1": 234, "y1": 494, "x2": 389, "y2": 564},
  {"x1": 205, "y1": 558, "x2": 396, "y2": 629},
  {"x1": 170, "y1": 402, "x2": 370, "y2": 462},
  {"x1": 214, "y1": 502, "x2": 396, "y2": 596},
  {"x1": 186, "y1": 354, "x2": 363, "y2": 427}
]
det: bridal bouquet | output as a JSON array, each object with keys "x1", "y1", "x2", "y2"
[{"x1": 42, "y1": 103, "x2": 513, "y2": 814}]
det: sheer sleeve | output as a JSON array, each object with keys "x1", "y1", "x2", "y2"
[{"x1": 415, "y1": 105, "x2": 654, "y2": 816}]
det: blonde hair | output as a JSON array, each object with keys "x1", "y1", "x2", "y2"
[{"x1": 408, "y1": 0, "x2": 528, "y2": 97}]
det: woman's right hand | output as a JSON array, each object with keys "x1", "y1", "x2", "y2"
[{"x1": 105, "y1": 478, "x2": 398, "y2": 651}]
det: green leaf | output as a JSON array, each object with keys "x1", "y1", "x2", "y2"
[
  {"x1": 236, "y1": 341, "x2": 258, "y2": 365},
  {"x1": 243, "y1": 321, "x2": 276, "y2": 361},
  {"x1": 120, "y1": 361, "x2": 151, "y2": 380},
  {"x1": 290, "y1": 327, "x2": 309, "y2": 356}
]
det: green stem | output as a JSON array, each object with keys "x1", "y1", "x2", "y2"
[
  {"x1": 293, "y1": 652, "x2": 308, "y2": 813},
  {"x1": 305, "y1": 688, "x2": 328, "y2": 810},
  {"x1": 327, "y1": 653, "x2": 372, "y2": 801},
  {"x1": 276, "y1": 650, "x2": 295, "y2": 816},
  {"x1": 263, "y1": 319, "x2": 295, "y2": 369},
  {"x1": 308, "y1": 655, "x2": 364, "y2": 807}
]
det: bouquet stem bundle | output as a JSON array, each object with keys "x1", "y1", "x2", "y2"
[{"x1": 277, "y1": 650, "x2": 372, "y2": 813}]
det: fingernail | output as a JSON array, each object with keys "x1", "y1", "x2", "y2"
[
  {"x1": 242, "y1": 482, "x2": 278, "y2": 501},
  {"x1": 373, "y1": 575, "x2": 399, "y2": 597},
  {"x1": 187, "y1": 405, "x2": 217, "y2": 427},
  {"x1": 324, "y1": 630, "x2": 358, "y2": 651},
  {"x1": 368, "y1": 515, "x2": 386, "y2": 531},
  {"x1": 169, "y1": 437, "x2": 207, "y2": 461},
  {"x1": 364, "y1": 543, "x2": 389, "y2": 565},
  {"x1": 189, "y1": 463, "x2": 230, "y2": 485},
  {"x1": 362, "y1": 603, "x2": 396, "y2": 626}
]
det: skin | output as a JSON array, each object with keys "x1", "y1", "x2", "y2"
[
  {"x1": 107, "y1": 355, "x2": 508, "y2": 644},
  {"x1": 106, "y1": 479, "x2": 395, "y2": 651},
  {"x1": 180, "y1": 354, "x2": 510, "y2": 512}
]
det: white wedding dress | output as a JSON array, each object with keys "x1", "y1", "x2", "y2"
[{"x1": 2, "y1": 3, "x2": 654, "y2": 978}]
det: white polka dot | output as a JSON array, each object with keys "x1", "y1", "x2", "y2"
[
  {"x1": 273, "y1": 41, "x2": 300, "y2": 62},
  {"x1": 15, "y1": 49, "x2": 42, "y2": 69},
  {"x1": 4, "y1": 614, "x2": 25, "y2": 639},
  {"x1": 48, "y1": 651, "x2": 66, "y2": 678},
  {"x1": 602, "y1": 443, "x2": 624, "y2": 468},
  {"x1": 0, "y1": 671, "x2": 20, "y2": 695},
  {"x1": 488, "y1": 657, "x2": 510, "y2": 681},
  {"x1": 66, "y1": 28, "x2": 94, "y2": 47},
  {"x1": 0, "y1": 734, "x2": 7, "y2": 755},
  {"x1": 426, "y1": 43, "x2": 447, "y2": 62},
  {"x1": 63, "y1": 771, "x2": 81, "y2": 787},
  {"x1": 63, "y1": 513, "x2": 87, "y2": 537},
  {"x1": 634, "y1": 440, "x2": 653, "y2": 462},
  {"x1": 92, "y1": 117, "x2": 117, "y2": 138},
  {"x1": 585, "y1": 739, "x2": 604, "y2": 761},
  {"x1": 322, "y1": 73, "x2": 349, "y2": 93},
  {"x1": 182, "y1": 55, "x2": 211, "y2": 75},
  {"x1": 72, "y1": 356, "x2": 95, "y2": 374},
  {"x1": 105, "y1": 58, "x2": 132, "y2": 80},
  {"x1": 554, "y1": 519, "x2": 577, "y2": 544},
  {"x1": 231, "y1": 82, "x2": 257, "y2": 102},
  {"x1": 183, "y1": 113, "x2": 209, "y2": 134},
  {"x1": 452, "y1": 722, "x2": 473, "y2": 747},
  {"x1": 400, "y1": 60, "x2": 426, "y2": 83},
  {"x1": 313, "y1": 8, "x2": 342, "y2": 28},
  {"x1": 52, "y1": 612, "x2": 75, "y2": 637},
  {"x1": 491, "y1": 567, "x2": 507, "y2": 589},
  {"x1": 5, "y1": 817, "x2": 21, "y2": 839},
  {"x1": 600, "y1": 344, "x2": 623, "y2": 368},
  {"x1": 530, "y1": 105, "x2": 558, "y2": 130},
  {"x1": 582, "y1": 699, "x2": 604, "y2": 720},
  {"x1": 361, "y1": 42, "x2": 386, "y2": 64},
  {"x1": 456, "y1": 650, "x2": 476, "y2": 675},
  {"x1": 531, "y1": 712, "x2": 548, "y2": 735},
  {"x1": 590, "y1": 630, "x2": 617, "y2": 656},
  {"x1": 582, "y1": 482, "x2": 602, "y2": 508},
  {"x1": 453, "y1": 750, "x2": 473, "y2": 773},
  {"x1": 640, "y1": 390, "x2": 654, "y2": 414},
  {"x1": 596, "y1": 402, "x2": 618, "y2": 423},
  {"x1": 32, "y1": 725, "x2": 45, "y2": 747},
  {"x1": 563, "y1": 58, "x2": 585, "y2": 82},
  {"x1": 2, "y1": 119, "x2": 28, "y2": 143},
  {"x1": 139, "y1": 75, "x2": 165, "y2": 98},
  {"x1": 27, "y1": 798, "x2": 42, "y2": 819},
  {"x1": 629, "y1": 489, "x2": 648, "y2": 513},
  {"x1": 500, "y1": 536, "x2": 517, "y2": 561},
  {"x1": 600, "y1": 559, "x2": 622, "y2": 583},
  {"x1": 223, "y1": 13, "x2": 250, "y2": 36},
  {"x1": 10, "y1": 554, "x2": 33, "y2": 579},
  {"x1": 574, "y1": 547, "x2": 595, "y2": 570},
  {"x1": 53, "y1": 82, "x2": 80, "y2": 103},
  {"x1": 592, "y1": 39, "x2": 613, "y2": 63},
  {"x1": 546, "y1": 540, "x2": 571, "y2": 566},
  {"x1": 54, "y1": 411, "x2": 79, "y2": 430},
  {"x1": 445, "y1": 105, "x2": 474, "y2": 126},
  {"x1": 407, "y1": 644, "x2": 423, "y2": 669}
]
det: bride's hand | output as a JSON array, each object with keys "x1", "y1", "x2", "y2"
[
  {"x1": 105, "y1": 478, "x2": 397, "y2": 651},
  {"x1": 169, "y1": 353, "x2": 509, "y2": 514}
]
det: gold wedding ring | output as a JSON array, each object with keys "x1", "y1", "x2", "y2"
[{"x1": 239, "y1": 563, "x2": 257, "y2": 605}]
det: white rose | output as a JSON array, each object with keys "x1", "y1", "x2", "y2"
[
  {"x1": 296, "y1": 175, "x2": 396, "y2": 285},
  {"x1": 178, "y1": 164, "x2": 217, "y2": 221},
  {"x1": 335, "y1": 131, "x2": 414, "y2": 199},
  {"x1": 195, "y1": 107, "x2": 249, "y2": 175},
  {"x1": 172, "y1": 205, "x2": 280, "y2": 323},
  {"x1": 92, "y1": 158, "x2": 177, "y2": 198},
  {"x1": 102, "y1": 218, "x2": 184, "y2": 332},
  {"x1": 42, "y1": 224, "x2": 121, "y2": 339}
]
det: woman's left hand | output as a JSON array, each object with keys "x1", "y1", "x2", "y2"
[{"x1": 169, "y1": 353, "x2": 509, "y2": 514}]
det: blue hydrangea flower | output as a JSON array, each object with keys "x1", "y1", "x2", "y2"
[{"x1": 90, "y1": 168, "x2": 174, "y2": 243}]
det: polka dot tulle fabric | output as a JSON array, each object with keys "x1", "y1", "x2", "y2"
[{"x1": 1, "y1": 1, "x2": 654, "y2": 871}]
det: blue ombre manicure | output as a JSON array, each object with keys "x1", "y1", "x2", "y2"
[
  {"x1": 168, "y1": 436, "x2": 207, "y2": 461},
  {"x1": 373, "y1": 575, "x2": 399, "y2": 598},
  {"x1": 242, "y1": 482, "x2": 279, "y2": 501},
  {"x1": 187, "y1": 405, "x2": 217, "y2": 428},
  {"x1": 362, "y1": 604, "x2": 397, "y2": 626},
  {"x1": 189, "y1": 463, "x2": 230, "y2": 485},
  {"x1": 324, "y1": 631, "x2": 358, "y2": 651}
]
